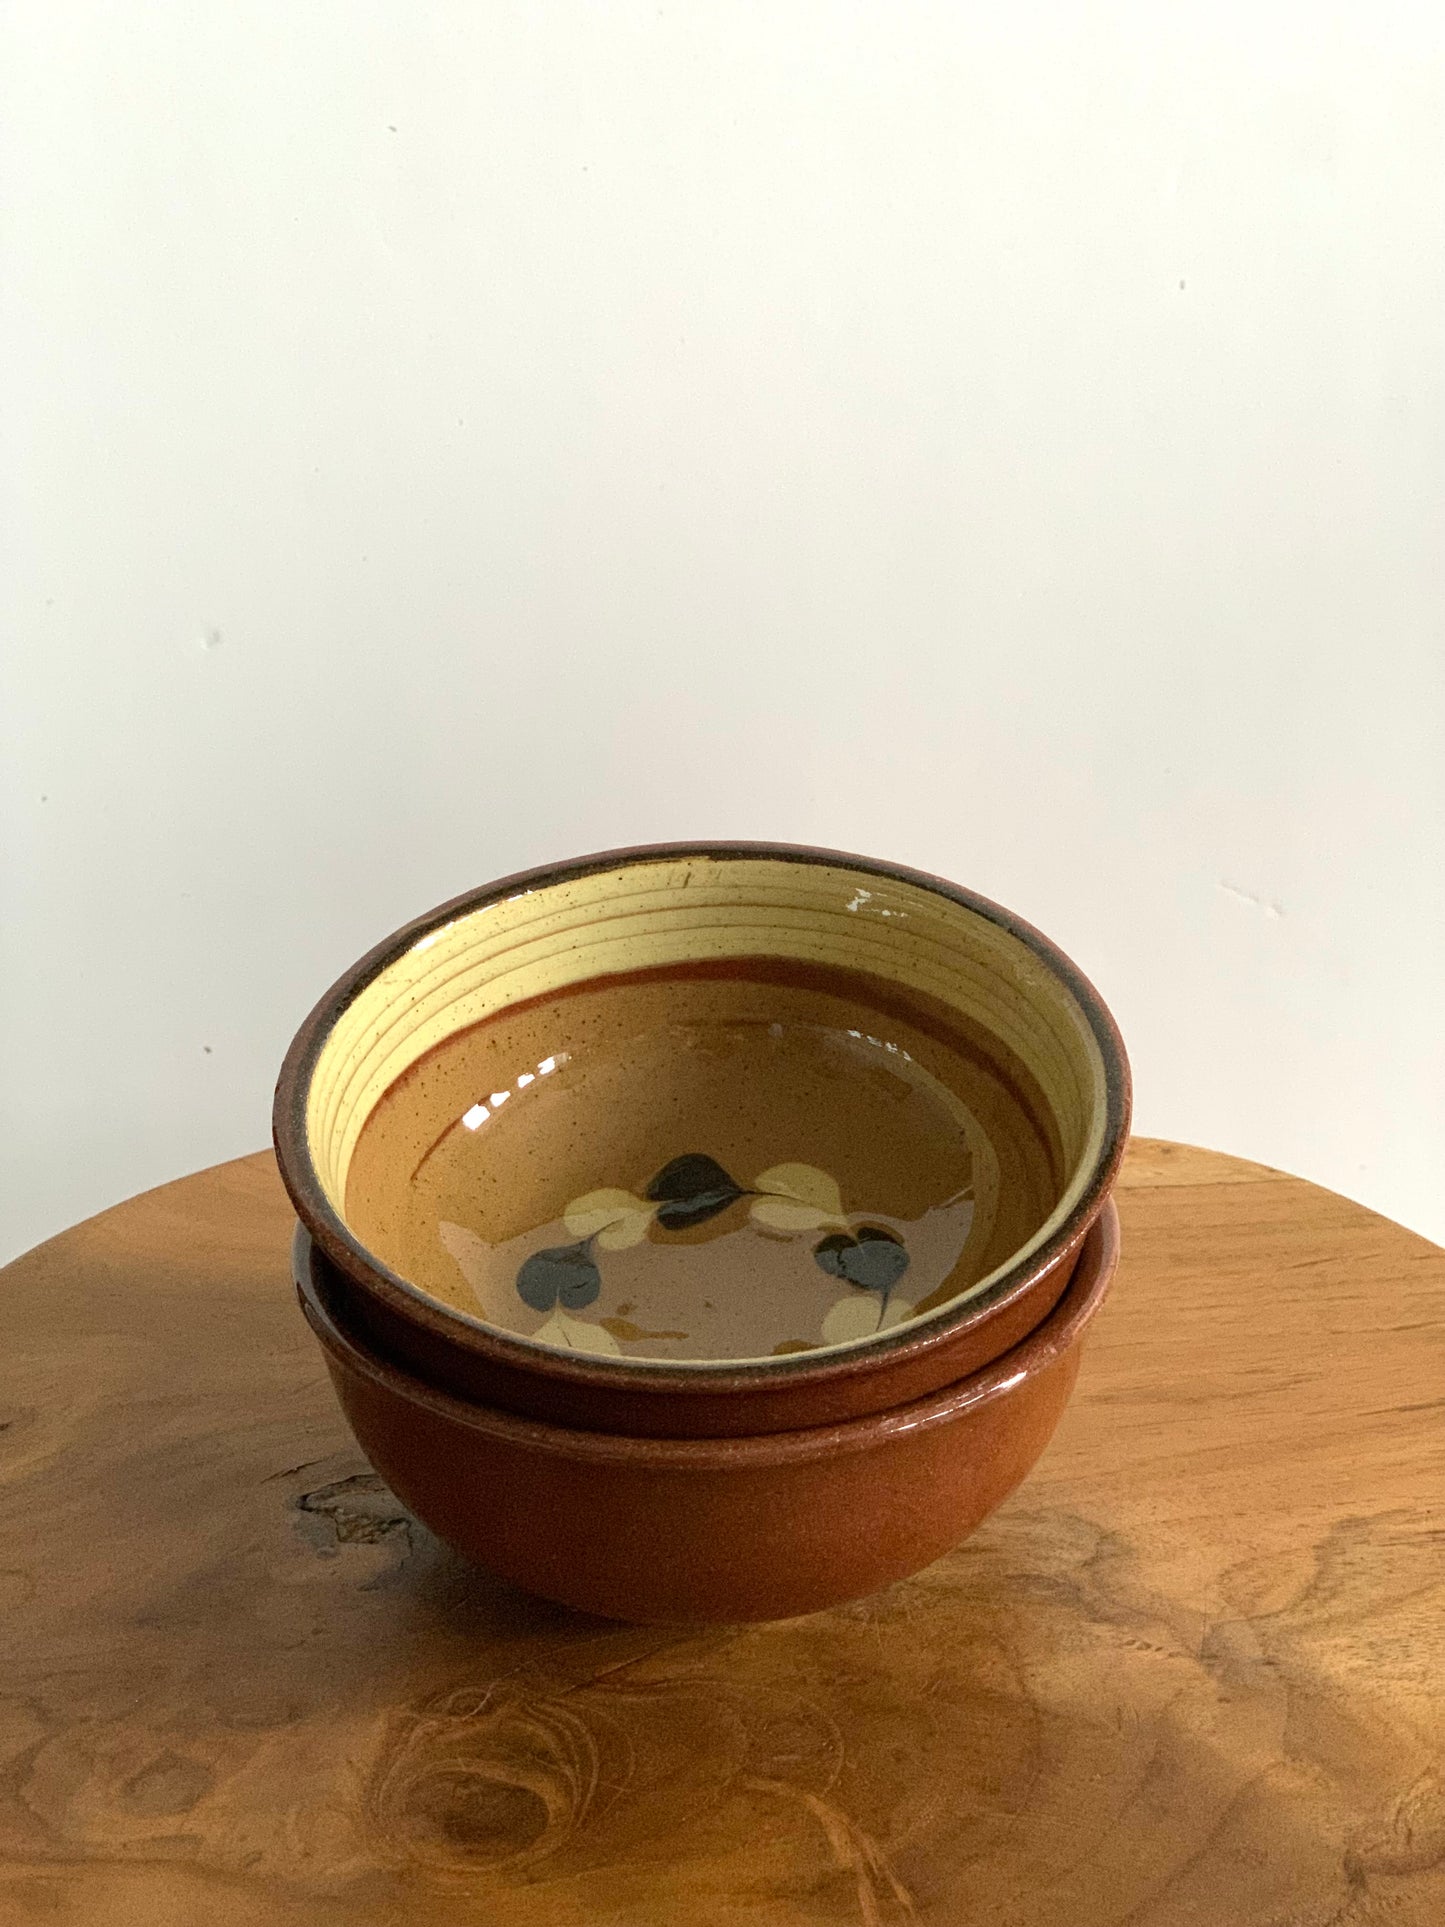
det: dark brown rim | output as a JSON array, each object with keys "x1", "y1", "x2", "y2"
[
  {"x1": 298, "y1": 1200, "x2": 1119, "y2": 1469},
  {"x1": 273, "y1": 840, "x2": 1131, "y2": 1395}
]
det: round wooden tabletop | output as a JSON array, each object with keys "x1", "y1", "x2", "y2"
[{"x1": 1, "y1": 1141, "x2": 1442, "y2": 1926}]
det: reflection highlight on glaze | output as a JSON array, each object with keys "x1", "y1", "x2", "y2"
[{"x1": 427, "y1": 1054, "x2": 574, "y2": 1158}]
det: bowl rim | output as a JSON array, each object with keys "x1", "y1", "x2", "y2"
[
  {"x1": 273, "y1": 839, "x2": 1131, "y2": 1393},
  {"x1": 298, "y1": 1199, "x2": 1119, "y2": 1470}
]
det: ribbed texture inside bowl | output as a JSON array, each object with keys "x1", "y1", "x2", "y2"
[{"x1": 299, "y1": 852, "x2": 1114, "y2": 1367}]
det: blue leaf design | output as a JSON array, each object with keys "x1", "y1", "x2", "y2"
[
  {"x1": 813, "y1": 1226, "x2": 910, "y2": 1293},
  {"x1": 645, "y1": 1153, "x2": 746, "y2": 1230},
  {"x1": 516, "y1": 1241, "x2": 603, "y2": 1312}
]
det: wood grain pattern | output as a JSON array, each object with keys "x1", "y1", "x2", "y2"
[{"x1": 1, "y1": 1140, "x2": 1442, "y2": 1925}]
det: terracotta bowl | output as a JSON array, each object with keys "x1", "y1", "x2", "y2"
[
  {"x1": 296, "y1": 1200, "x2": 1119, "y2": 1624},
  {"x1": 274, "y1": 842, "x2": 1129, "y2": 1438}
]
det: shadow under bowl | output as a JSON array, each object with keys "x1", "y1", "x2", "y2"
[{"x1": 296, "y1": 1199, "x2": 1120, "y2": 1625}]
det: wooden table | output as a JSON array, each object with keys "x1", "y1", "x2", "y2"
[{"x1": 1, "y1": 1141, "x2": 1442, "y2": 1926}]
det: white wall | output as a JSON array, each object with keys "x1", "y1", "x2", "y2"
[{"x1": 3, "y1": 2, "x2": 1442, "y2": 1264}]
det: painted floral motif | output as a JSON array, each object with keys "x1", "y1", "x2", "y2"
[
  {"x1": 813, "y1": 1225, "x2": 912, "y2": 1342},
  {"x1": 499, "y1": 1154, "x2": 915, "y2": 1353},
  {"x1": 440, "y1": 1221, "x2": 623, "y2": 1353},
  {"x1": 647, "y1": 1153, "x2": 750, "y2": 1230},
  {"x1": 749, "y1": 1163, "x2": 850, "y2": 1234}
]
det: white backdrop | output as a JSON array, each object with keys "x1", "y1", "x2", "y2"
[{"x1": 3, "y1": 2, "x2": 1443, "y2": 1264}]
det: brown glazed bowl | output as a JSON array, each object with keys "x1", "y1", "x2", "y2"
[
  {"x1": 296, "y1": 1200, "x2": 1119, "y2": 1624},
  {"x1": 274, "y1": 843, "x2": 1129, "y2": 1439}
]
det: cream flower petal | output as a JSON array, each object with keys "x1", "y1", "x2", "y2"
[
  {"x1": 752, "y1": 1163, "x2": 845, "y2": 1219},
  {"x1": 534, "y1": 1312, "x2": 623, "y2": 1354},
  {"x1": 750, "y1": 1195, "x2": 845, "y2": 1235},
  {"x1": 820, "y1": 1291, "x2": 915, "y2": 1346},
  {"x1": 564, "y1": 1188, "x2": 652, "y2": 1239},
  {"x1": 820, "y1": 1293, "x2": 884, "y2": 1345},
  {"x1": 595, "y1": 1207, "x2": 655, "y2": 1251}
]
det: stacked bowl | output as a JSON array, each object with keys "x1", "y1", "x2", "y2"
[{"x1": 274, "y1": 843, "x2": 1129, "y2": 1623}]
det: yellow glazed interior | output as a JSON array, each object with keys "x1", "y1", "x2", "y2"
[{"x1": 306, "y1": 856, "x2": 1110, "y2": 1319}]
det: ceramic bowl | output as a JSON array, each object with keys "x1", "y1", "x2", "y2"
[
  {"x1": 274, "y1": 842, "x2": 1129, "y2": 1437},
  {"x1": 296, "y1": 1201, "x2": 1119, "y2": 1623}
]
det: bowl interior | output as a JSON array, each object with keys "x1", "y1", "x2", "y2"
[{"x1": 301, "y1": 852, "x2": 1115, "y2": 1368}]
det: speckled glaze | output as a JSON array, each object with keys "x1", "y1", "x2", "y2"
[
  {"x1": 296, "y1": 1202, "x2": 1119, "y2": 1624},
  {"x1": 342, "y1": 974, "x2": 1030, "y2": 1367},
  {"x1": 274, "y1": 842, "x2": 1130, "y2": 1438},
  {"x1": 297, "y1": 1224, "x2": 1087, "y2": 1436}
]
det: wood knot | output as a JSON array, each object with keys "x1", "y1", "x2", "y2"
[
  {"x1": 296, "y1": 1474, "x2": 411, "y2": 1547},
  {"x1": 368, "y1": 1682, "x2": 601, "y2": 1877}
]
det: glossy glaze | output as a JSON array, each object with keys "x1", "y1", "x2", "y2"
[
  {"x1": 296, "y1": 1203, "x2": 1119, "y2": 1624},
  {"x1": 275, "y1": 842, "x2": 1129, "y2": 1437},
  {"x1": 344, "y1": 957, "x2": 1059, "y2": 1364},
  {"x1": 299, "y1": 1225, "x2": 1086, "y2": 1436}
]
